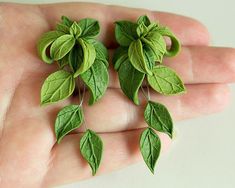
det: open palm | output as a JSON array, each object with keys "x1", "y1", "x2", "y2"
[{"x1": 0, "y1": 2, "x2": 234, "y2": 188}]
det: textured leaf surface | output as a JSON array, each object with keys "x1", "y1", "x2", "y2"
[
  {"x1": 80, "y1": 129, "x2": 103, "y2": 175},
  {"x1": 50, "y1": 34, "x2": 75, "y2": 61},
  {"x1": 80, "y1": 60, "x2": 109, "y2": 105},
  {"x1": 118, "y1": 59, "x2": 145, "y2": 105},
  {"x1": 115, "y1": 21, "x2": 138, "y2": 46},
  {"x1": 41, "y1": 70, "x2": 75, "y2": 105},
  {"x1": 74, "y1": 38, "x2": 96, "y2": 77},
  {"x1": 37, "y1": 31, "x2": 64, "y2": 64},
  {"x1": 140, "y1": 128, "x2": 161, "y2": 174},
  {"x1": 144, "y1": 101, "x2": 173, "y2": 138},
  {"x1": 147, "y1": 65, "x2": 186, "y2": 95},
  {"x1": 128, "y1": 39, "x2": 153, "y2": 75},
  {"x1": 55, "y1": 105, "x2": 84, "y2": 143},
  {"x1": 78, "y1": 18, "x2": 100, "y2": 38}
]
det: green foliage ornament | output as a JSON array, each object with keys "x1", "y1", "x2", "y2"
[
  {"x1": 37, "y1": 16, "x2": 109, "y2": 175},
  {"x1": 113, "y1": 15, "x2": 186, "y2": 173}
]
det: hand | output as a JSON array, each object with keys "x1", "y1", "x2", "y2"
[{"x1": 0, "y1": 2, "x2": 234, "y2": 187}]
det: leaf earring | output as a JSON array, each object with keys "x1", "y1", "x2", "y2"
[
  {"x1": 113, "y1": 15, "x2": 186, "y2": 173},
  {"x1": 37, "y1": 16, "x2": 109, "y2": 175}
]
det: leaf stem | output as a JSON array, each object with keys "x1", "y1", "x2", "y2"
[{"x1": 141, "y1": 86, "x2": 150, "y2": 101}]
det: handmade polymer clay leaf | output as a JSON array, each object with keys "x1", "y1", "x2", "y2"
[
  {"x1": 140, "y1": 128, "x2": 161, "y2": 174},
  {"x1": 88, "y1": 39, "x2": 109, "y2": 67},
  {"x1": 57, "y1": 54, "x2": 69, "y2": 69},
  {"x1": 144, "y1": 101, "x2": 173, "y2": 138},
  {"x1": 80, "y1": 60, "x2": 109, "y2": 105},
  {"x1": 73, "y1": 38, "x2": 96, "y2": 77},
  {"x1": 69, "y1": 22, "x2": 82, "y2": 38},
  {"x1": 118, "y1": 58, "x2": 145, "y2": 105},
  {"x1": 128, "y1": 39, "x2": 153, "y2": 75},
  {"x1": 137, "y1": 15, "x2": 151, "y2": 26},
  {"x1": 77, "y1": 18, "x2": 100, "y2": 38},
  {"x1": 56, "y1": 16, "x2": 73, "y2": 33},
  {"x1": 50, "y1": 34, "x2": 75, "y2": 61},
  {"x1": 55, "y1": 105, "x2": 84, "y2": 143},
  {"x1": 80, "y1": 129, "x2": 103, "y2": 175},
  {"x1": 115, "y1": 21, "x2": 138, "y2": 46},
  {"x1": 155, "y1": 26, "x2": 181, "y2": 57},
  {"x1": 136, "y1": 22, "x2": 148, "y2": 37},
  {"x1": 141, "y1": 31, "x2": 166, "y2": 63},
  {"x1": 41, "y1": 70, "x2": 75, "y2": 105},
  {"x1": 147, "y1": 65, "x2": 186, "y2": 95},
  {"x1": 37, "y1": 31, "x2": 64, "y2": 64},
  {"x1": 112, "y1": 46, "x2": 128, "y2": 70},
  {"x1": 68, "y1": 46, "x2": 83, "y2": 72}
]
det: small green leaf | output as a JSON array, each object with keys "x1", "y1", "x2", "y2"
[
  {"x1": 112, "y1": 46, "x2": 128, "y2": 70},
  {"x1": 155, "y1": 26, "x2": 181, "y2": 57},
  {"x1": 50, "y1": 34, "x2": 75, "y2": 61},
  {"x1": 57, "y1": 53, "x2": 69, "y2": 69},
  {"x1": 140, "y1": 128, "x2": 161, "y2": 174},
  {"x1": 143, "y1": 45, "x2": 155, "y2": 71},
  {"x1": 40, "y1": 70, "x2": 75, "y2": 105},
  {"x1": 61, "y1": 16, "x2": 73, "y2": 27},
  {"x1": 88, "y1": 39, "x2": 109, "y2": 67},
  {"x1": 37, "y1": 31, "x2": 64, "y2": 64},
  {"x1": 56, "y1": 23, "x2": 70, "y2": 34},
  {"x1": 74, "y1": 38, "x2": 96, "y2": 77},
  {"x1": 118, "y1": 58, "x2": 145, "y2": 105},
  {"x1": 80, "y1": 129, "x2": 103, "y2": 175},
  {"x1": 141, "y1": 31, "x2": 166, "y2": 63},
  {"x1": 128, "y1": 39, "x2": 153, "y2": 75},
  {"x1": 137, "y1": 15, "x2": 151, "y2": 26},
  {"x1": 115, "y1": 21, "x2": 138, "y2": 46},
  {"x1": 55, "y1": 105, "x2": 84, "y2": 143},
  {"x1": 77, "y1": 18, "x2": 100, "y2": 38},
  {"x1": 68, "y1": 46, "x2": 83, "y2": 72},
  {"x1": 80, "y1": 60, "x2": 109, "y2": 105},
  {"x1": 70, "y1": 22, "x2": 82, "y2": 38},
  {"x1": 136, "y1": 22, "x2": 148, "y2": 37},
  {"x1": 144, "y1": 101, "x2": 173, "y2": 138},
  {"x1": 147, "y1": 65, "x2": 186, "y2": 95}
]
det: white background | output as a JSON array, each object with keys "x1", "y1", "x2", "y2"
[{"x1": 1, "y1": 0, "x2": 235, "y2": 188}]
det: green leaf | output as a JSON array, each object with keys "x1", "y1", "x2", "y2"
[
  {"x1": 77, "y1": 18, "x2": 100, "y2": 38},
  {"x1": 140, "y1": 128, "x2": 161, "y2": 174},
  {"x1": 73, "y1": 38, "x2": 96, "y2": 77},
  {"x1": 115, "y1": 21, "x2": 138, "y2": 46},
  {"x1": 56, "y1": 23, "x2": 70, "y2": 34},
  {"x1": 40, "y1": 70, "x2": 75, "y2": 105},
  {"x1": 142, "y1": 31, "x2": 166, "y2": 63},
  {"x1": 128, "y1": 39, "x2": 153, "y2": 75},
  {"x1": 136, "y1": 22, "x2": 148, "y2": 37},
  {"x1": 88, "y1": 39, "x2": 109, "y2": 67},
  {"x1": 137, "y1": 15, "x2": 151, "y2": 26},
  {"x1": 70, "y1": 22, "x2": 82, "y2": 38},
  {"x1": 118, "y1": 58, "x2": 145, "y2": 105},
  {"x1": 155, "y1": 26, "x2": 181, "y2": 57},
  {"x1": 68, "y1": 46, "x2": 83, "y2": 72},
  {"x1": 55, "y1": 105, "x2": 84, "y2": 143},
  {"x1": 112, "y1": 46, "x2": 128, "y2": 70},
  {"x1": 144, "y1": 101, "x2": 173, "y2": 138},
  {"x1": 80, "y1": 129, "x2": 103, "y2": 175},
  {"x1": 143, "y1": 45, "x2": 155, "y2": 71},
  {"x1": 147, "y1": 65, "x2": 186, "y2": 95},
  {"x1": 80, "y1": 60, "x2": 109, "y2": 105},
  {"x1": 50, "y1": 34, "x2": 75, "y2": 61},
  {"x1": 37, "y1": 31, "x2": 64, "y2": 64},
  {"x1": 61, "y1": 16, "x2": 73, "y2": 27},
  {"x1": 57, "y1": 53, "x2": 69, "y2": 69}
]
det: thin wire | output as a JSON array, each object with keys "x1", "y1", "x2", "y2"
[
  {"x1": 146, "y1": 80, "x2": 151, "y2": 101},
  {"x1": 141, "y1": 86, "x2": 149, "y2": 101}
]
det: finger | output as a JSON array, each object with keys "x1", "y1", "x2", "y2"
[
  {"x1": 108, "y1": 47, "x2": 235, "y2": 88},
  {"x1": 43, "y1": 129, "x2": 171, "y2": 187},
  {"x1": 71, "y1": 84, "x2": 230, "y2": 133},
  {"x1": 38, "y1": 2, "x2": 210, "y2": 47}
]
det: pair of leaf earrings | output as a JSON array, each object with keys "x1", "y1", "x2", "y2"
[{"x1": 37, "y1": 15, "x2": 185, "y2": 175}]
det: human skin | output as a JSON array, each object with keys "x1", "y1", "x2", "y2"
[{"x1": 0, "y1": 2, "x2": 235, "y2": 188}]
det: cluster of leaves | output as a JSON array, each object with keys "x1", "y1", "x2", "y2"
[
  {"x1": 113, "y1": 15, "x2": 186, "y2": 173},
  {"x1": 37, "y1": 16, "x2": 108, "y2": 175}
]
